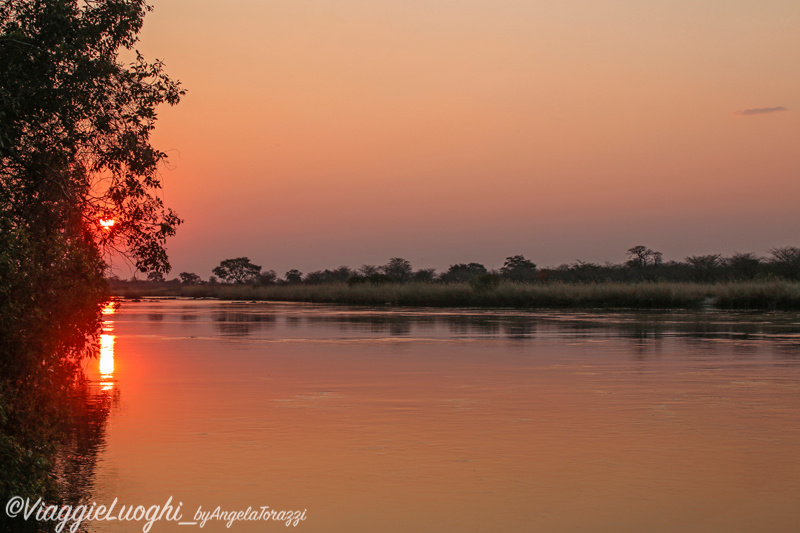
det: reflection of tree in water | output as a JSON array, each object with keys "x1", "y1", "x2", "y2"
[
  {"x1": 0, "y1": 372, "x2": 117, "y2": 533},
  {"x1": 213, "y1": 311, "x2": 277, "y2": 336},
  {"x1": 285, "y1": 315, "x2": 303, "y2": 328},
  {"x1": 387, "y1": 321, "x2": 411, "y2": 337},
  {"x1": 305, "y1": 313, "x2": 520, "y2": 338},
  {"x1": 53, "y1": 381, "x2": 119, "y2": 508},
  {"x1": 775, "y1": 343, "x2": 800, "y2": 359},
  {"x1": 447, "y1": 316, "x2": 501, "y2": 336},
  {"x1": 292, "y1": 308, "x2": 800, "y2": 349},
  {"x1": 1, "y1": 299, "x2": 119, "y2": 532},
  {"x1": 502, "y1": 318, "x2": 537, "y2": 339}
]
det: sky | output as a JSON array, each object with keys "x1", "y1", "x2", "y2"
[{"x1": 126, "y1": 0, "x2": 800, "y2": 278}]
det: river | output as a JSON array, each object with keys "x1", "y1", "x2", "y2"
[{"x1": 70, "y1": 300, "x2": 800, "y2": 532}]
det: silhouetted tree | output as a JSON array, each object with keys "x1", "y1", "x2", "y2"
[
  {"x1": 147, "y1": 271, "x2": 165, "y2": 283},
  {"x1": 624, "y1": 246, "x2": 664, "y2": 281},
  {"x1": 348, "y1": 272, "x2": 391, "y2": 285},
  {"x1": 381, "y1": 258, "x2": 413, "y2": 282},
  {"x1": 470, "y1": 272, "x2": 502, "y2": 291},
  {"x1": 1, "y1": 0, "x2": 183, "y2": 275},
  {"x1": 1, "y1": 0, "x2": 183, "y2": 505},
  {"x1": 179, "y1": 272, "x2": 202, "y2": 285},
  {"x1": 440, "y1": 263, "x2": 488, "y2": 283},
  {"x1": 685, "y1": 255, "x2": 722, "y2": 282},
  {"x1": 329, "y1": 266, "x2": 355, "y2": 282},
  {"x1": 257, "y1": 270, "x2": 278, "y2": 285},
  {"x1": 285, "y1": 269, "x2": 303, "y2": 284},
  {"x1": 500, "y1": 255, "x2": 537, "y2": 282},
  {"x1": 556, "y1": 261, "x2": 607, "y2": 283},
  {"x1": 304, "y1": 266, "x2": 353, "y2": 284},
  {"x1": 304, "y1": 271, "x2": 326, "y2": 284},
  {"x1": 725, "y1": 252, "x2": 762, "y2": 281},
  {"x1": 769, "y1": 247, "x2": 800, "y2": 280},
  {"x1": 412, "y1": 268, "x2": 437, "y2": 282},
  {"x1": 212, "y1": 257, "x2": 262, "y2": 284},
  {"x1": 359, "y1": 264, "x2": 380, "y2": 276},
  {"x1": 626, "y1": 246, "x2": 663, "y2": 268}
]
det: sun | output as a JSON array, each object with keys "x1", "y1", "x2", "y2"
[{"x1": 99, "y1": 218, "x2": 115, "y2": 230}]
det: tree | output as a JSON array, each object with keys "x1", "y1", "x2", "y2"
[
  {"x1": 285, "y1": 269, "x2": 303, "y2": 284},
  {"x1": 769, "y1": 247, "x2": 800, "y2": 280},
  {"x1": 726, "y1": 252, "x2": 761, "y2": 281},
  {"x1": 412, "y1": 268, "x2": 437, "y2": 282},
  {"x1": 328, "y1": 266, "x2": 355, "y2": 283},
  {"x1": 440, "y1": 263, "x2": 487, "y2": 283},
  {"x1": 1, "y1": 0, "x2": 184, "y2": 275},
  {"x1": 348, "y1": 272, "x2": 391, "y2": 285},
  {"x1": 358, "y1": 264, "x2": 380, "y2": 276},
  {"x1": 500, "y1": 255, "x2": 537, "y2": 282},
  {"x1": 684, "y1": 255, "x2": 721, "y2": 282},
  {"x1": 212, "y1": 257, "x2": 262, "y2": 284},
  {"x1": 303, "y1": 266, "x2": 354, "y2": 284},
  {"x1": 626, "y1": 246, "x2": 662, "y2": 268},
  {"x1": 257, "y1": 270, "x2": 277, "y2": 285},
  {"x1": 561, "y1": 261, "x2": 605, "y2": 283},
  {"x1": 0, "y1": 0, "x2": 182, "y2": 504},
  {"x1": 381, "y1": 257, "x2": 413, "y2": 283},
  {"x1": 179, "y1": 272, "x2": 202, "y2": 285}
]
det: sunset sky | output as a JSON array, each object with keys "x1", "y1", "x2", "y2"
[{"x1": 130, "y1": 0, "x2": 799, "y2": 278}]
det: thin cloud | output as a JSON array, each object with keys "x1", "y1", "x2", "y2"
[{"x1": 735, "y1": 106, "x2": 788, "y2": 116}]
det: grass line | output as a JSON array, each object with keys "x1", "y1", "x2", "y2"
[{"x1": 110, "y1": 281, "x2": 800, "y2": 310}]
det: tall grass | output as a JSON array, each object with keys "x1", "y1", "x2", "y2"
[{"x1": 111, "y1": 280, "x2": 800, "y2": 310}]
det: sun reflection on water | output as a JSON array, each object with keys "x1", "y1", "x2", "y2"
[{"x1": 99, "y1": 303, "x2": 116, "y2": 390}]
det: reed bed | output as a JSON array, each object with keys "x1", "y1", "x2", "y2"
[{"x1": 111, "y1": 280, "x2": 800, "y2": 310}]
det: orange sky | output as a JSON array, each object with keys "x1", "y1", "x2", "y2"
[{"x1": 128, "y1": 0, "x2": 799, "y2": 278}]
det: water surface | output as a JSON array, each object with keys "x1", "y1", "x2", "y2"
[{"x1": 82, "y1": 300, "x2": 800, "y2": 532}]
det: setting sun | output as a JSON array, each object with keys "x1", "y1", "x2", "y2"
[{"x1": 99, "y1": 219, "x2": 115, "y2": 229}]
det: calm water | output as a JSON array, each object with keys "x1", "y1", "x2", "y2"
[{"x1": 77, "y1": 300, "x2": 800, "y2": 532}]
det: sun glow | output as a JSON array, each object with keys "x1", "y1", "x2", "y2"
[
  {"x1": 99, "y1": 302, "x2": 116, "y2": 390},
  {"x1": 99, "y1": 218, "x2": 115, "y2": 229},
  {"x1": 100, "y1": 334, "x2": 115, "y2": 377}
]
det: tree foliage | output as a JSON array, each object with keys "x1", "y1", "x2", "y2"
[
  {"x1": 212, "y1": 257, "x2": 262, "y2": 284},
  {"x1": 179, "y1": 272, "x2": 201, "y2": 285},
  {"x1": 257, "y1": 269, "x2": 277, "y2": 285},
  {"x1": 727, "y1": 252, "x2": 761, "y2": 281},
  {"x1": 769, "y1": 247, "x2": 800, "y2": 281},
  {"x1": 381, "y1": 257, "x2": 413, "y2": 282},
  {"x1": 1, "y1": 0, "x2": 184, "y2": 275},
  {"x1": 500, "y1": 255, "x2": 537, "y2": 282},
  {"x1": 284, "y1": 269, "x2": 303, "y2": 284},
  {"x1": 358, "y1": 264, "x2": 380, "y2": 276},
  {"x1": 411, "y1": 268, "x2": 437, "y2": 282},
  {"x1": 0, "y1": 0, "x2": 183, "y2": 504},
  {"x1": 198, "y1": 244, "x2": 800, "y2": 290},
  {"x1": 440, "y1": 262, "x2": 487, "y2": 283},
  {"x1": 304, "y1": 266, "x2": 354, "y2": 284},
  {"x1": 626, "y1": 246, "x2": 662, "y2": 268},
  {"x1": 685, "y1": 254, "x2": 722, "y2": 282}
]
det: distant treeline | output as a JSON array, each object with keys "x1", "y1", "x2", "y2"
[{"x1": 111, "y1": 246, "x2": 800, "y2": 289}]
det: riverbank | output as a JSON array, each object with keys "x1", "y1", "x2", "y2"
[{"x1": 110, "y1": 280, "x2": 800, "y2": 310}]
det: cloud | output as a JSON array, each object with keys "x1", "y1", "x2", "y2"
[{"x1": 735, "y1": 106, "x2": 788, "y2": 116}]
